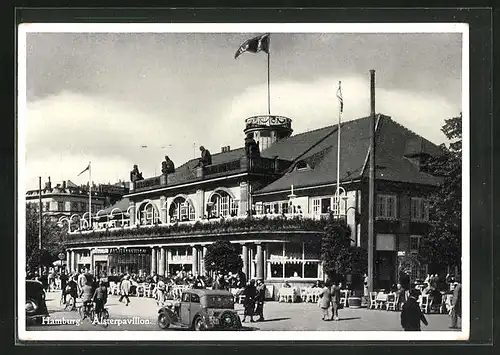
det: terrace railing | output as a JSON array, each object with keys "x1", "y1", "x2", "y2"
[{"x1": 130, "y1": 156, "x2": 292, "y2": 192}]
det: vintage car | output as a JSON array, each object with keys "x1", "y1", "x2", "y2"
[
  {"x1": 157, "y1": 289, "x2": 242, "y2": 331},
  {"x1": 26, "y1": 280, "x2": 49, "y2": 324}
]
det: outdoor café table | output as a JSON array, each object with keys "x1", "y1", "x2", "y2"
[
  {"x1": 279, "y1": 287, "x2": 298, "y2": 303},
  {"x1": 375, "y1": 292, "x2": 388, "y2": 309},
  {"x1": 300, "y1": 287, "x2": 322, "y2": 303}
]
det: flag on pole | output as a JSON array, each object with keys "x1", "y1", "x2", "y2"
[
  {"x1": 77, "y1": 163, "x2": 90, "y2": 176},
  {"x1": 234, "y1": 33, "x2": 270, "y2": 59},
  {"x1": 336, "y1": 81, "x2": 343, "y2": 113}
]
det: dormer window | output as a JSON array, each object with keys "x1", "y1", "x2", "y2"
[{"x1": 296, "y1": 160, "x2": 309, "y2": 171}]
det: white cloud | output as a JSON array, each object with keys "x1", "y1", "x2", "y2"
[
  {"x1": 218, "y1": 75, "x2": 460, "y2": 147},
  {"x1": 24, "y1": 91, "x2": 199, "y2": 189},
  {"x1": 23, "y1": 75, "x2": 461, "y2": 190}
]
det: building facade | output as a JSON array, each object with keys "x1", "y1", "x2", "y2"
[{"x1": 63, "y1": 114, "x2": 442, "y2": 291}]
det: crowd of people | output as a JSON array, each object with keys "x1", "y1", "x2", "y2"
[{"x1": 27, "y1": 265, "x2": 461, "y2": 331}]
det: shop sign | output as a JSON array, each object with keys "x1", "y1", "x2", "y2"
[
  {"x1": 93, "y1": 248, "x2": 109, "y2": 254},
  {"x1": 109, "y1": 247, "x2": 149, "y2": 255}
]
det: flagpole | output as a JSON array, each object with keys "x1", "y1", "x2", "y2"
[
  {"x1": 336, "y1": 82, "x2": 342, "y2": 210},
  {"x1": 88, "y1": 161, "x2": 91, "y2": 230},
  {"x1": 267, "y1": 50, "x2": 271, "y2": 115}
]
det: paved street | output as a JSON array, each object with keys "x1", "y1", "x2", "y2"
[{"x1": 27, "y1": 291, "x2": 461, "y2": 332}]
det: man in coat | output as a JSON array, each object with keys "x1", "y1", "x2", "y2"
[
  {"x1": 119, "y1": 274, "x2": 132, "y2": 306},
  {"x1": 254, "y1": 279, "x2": 266, "y2": 322},
  {"x1": 401, "y1": 289, "x2": 428, "y2": 331},
  {"x1": 450, "y1": 279, "x2": 462, "y2": 329}
]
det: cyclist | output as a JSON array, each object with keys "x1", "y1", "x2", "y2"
[
  {"x1": 92, "y1": 280, "x2": 108, "y2": 322},
  {"x1": 81, "y1": 282, "x2": 94, "y2": 319}
]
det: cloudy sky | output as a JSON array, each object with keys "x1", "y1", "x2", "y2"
[{"x1": 22, "y1": 29, "x2": 462, "y2": 190}]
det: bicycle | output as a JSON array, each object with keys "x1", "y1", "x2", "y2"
[
  {"x1": 95, "y1": 307, "x2": 110, "y2": 328},
  {"x1": 79, "y1": 301, "x2": 95, "y2": 322},
  {"x1": 61, "y1": 294, "x2": 77, "y2": 311}
]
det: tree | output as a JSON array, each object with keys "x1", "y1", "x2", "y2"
[
  {"x1": 419, "y1": 113, "x2": 462, "y2": 273},
  {"x1": 321, "y1": 218, "x2": 355, "y2": 281},
  {"x1": 26, "y1": 206, "x2": 68, "y2": 273},
  {"x1": 204, "y1": 240, "x2": 243, "y2": 275}
]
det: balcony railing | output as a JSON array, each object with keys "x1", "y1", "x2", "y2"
[
  {"x1": 245, "y1": 115, "x2": 292, "y2": 130},
  {"x1": 204, "y1": 159, "x2": 242, "y2": 175},
  {"x1": 135, "y1": 176, "x2": 162, "y2": 191},
  {"x1": 65, "y1": 214, "x2": 330, "y2": 244},
  {"x1": 130, "y1": 156, "x2": 292, "y2": 193}
]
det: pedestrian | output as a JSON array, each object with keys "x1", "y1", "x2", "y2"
[
  {"x1": 254, "y1": 279, "x2": 266, "y2": 322},
  {"x1": 119, "y1": 274, "x2": 131, "y2": 306},
  {"x1": 47, "y1": 268, "x2": 56, "y2": 292},
  {"x1": 67, "y1": 276, "x2": 78, "y2": 310},
  {"x1": 331, "y1": 281, "x2": 342, "y2": 321},
  {"x1": 59, "y1": 269, "x2": 69, "y2": 304},
  {"x1": 156, "y1": 276, "x2": 166, "y2": 306},
  {"x1": 92, "y1": 280, "x2": 108, "y2": 322},
  {"x1": 81, "y1": 282, "x2": 94, "y2": 319},
  {"x1": 241, "y1": 280, "x2": 257, "y2": 323},
  {"x1": 395, "y1": 283, "x2": 406, "y2": 310},
  {"x1": 401, "y1": 289, "x2": 428, "y2": 331},
  {"x1": 212, "y1": 274, "x2": 225, "y2": 290},
  {"x1": 77, "y1": 269, "x2": 87, "y2": 297},
  {"x1": 450, "y1": 279, "x2": 462, "y2": 329},
  {"x1": 319, "y1": 279, "x2": 332, "y2": 321}
]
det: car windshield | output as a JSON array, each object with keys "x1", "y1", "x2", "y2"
[{"x1": 205, "y1": 295, "x2": 234, "y2": 309}]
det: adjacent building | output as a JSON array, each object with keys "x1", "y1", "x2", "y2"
[
  {"x1": 26, "y1": 179, "x2": 129, "y2": 221},
  {"x1": 63, "y1": 113, "x2": 442, "y2": 291}
]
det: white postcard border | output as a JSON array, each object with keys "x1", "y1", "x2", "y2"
[{"x1": 17, "y1": 22, "x2": 470, "y2": 342}]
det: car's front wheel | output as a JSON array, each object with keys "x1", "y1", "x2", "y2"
[
  {"x1": 157, "y1": 313, "x2": 170, "y2": 329},
  {"x1": 193, "y1": 317, "x2": 205, "y2": 331}
]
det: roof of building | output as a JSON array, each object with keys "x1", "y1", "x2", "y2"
[
  {"x1": 255, "y1": 115, "x2": 444, "y2": 194},
  {"x1": 101, "y1": 197, "x2": 131, "y2": 215}
]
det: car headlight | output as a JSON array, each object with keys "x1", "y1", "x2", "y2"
[{"x1": 25, "y1": 300, "x2": 38, "y2": 313}]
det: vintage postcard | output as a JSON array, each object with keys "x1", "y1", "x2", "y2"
[{"x1": 17, "y1": 22, "x2": 469, "y2": 341}]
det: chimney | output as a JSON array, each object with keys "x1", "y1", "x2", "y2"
[
  {"x1": 62, "y1": 181, "x2": 67, "y2": 190},
  {"x1": 47, "y1": 176, "x2": 52, "y2": 189}
]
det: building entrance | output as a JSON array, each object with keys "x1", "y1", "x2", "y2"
[{"x1": 376, "y1": 251, "x2": 396, "y2": 290}]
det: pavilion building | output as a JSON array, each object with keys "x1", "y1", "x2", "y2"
[{"x1": 63, "y1": 113, "x2": 442, "y2": 292}]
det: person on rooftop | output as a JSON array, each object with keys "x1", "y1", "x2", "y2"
[{"x1": 199, "y1": 146, "x2": 212, "y2": 166}]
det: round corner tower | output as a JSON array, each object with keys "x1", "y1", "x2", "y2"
[{"x1": 243, "y1": 115, "x2": 293, "y2": 151}]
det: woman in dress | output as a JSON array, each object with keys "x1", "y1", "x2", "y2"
[{"x1": 319, "y1": 279, "x2": 332, "y2": 321}]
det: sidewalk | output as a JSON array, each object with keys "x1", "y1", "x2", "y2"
[{"x1": 35, "y1": 290, "x2": 460, "y2": 332}]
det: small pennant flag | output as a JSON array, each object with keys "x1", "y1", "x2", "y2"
[
  {"x1": 78, "y1": 163, "x2": 90, "y2": 176},
  {"x1": 235, "y1": 33, "x2": 270, "y2": 59},
  {"x1": 336, "y1": 81, "x2": 343, "y2": 113}
]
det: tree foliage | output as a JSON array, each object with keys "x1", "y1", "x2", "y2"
[
  {"x1": 419, "y1": 113, "x2": 462, "y2": 271},
  {"x1": 26, "y1": 206, "x2": 68, "y2": 272},
  {"x1": 321, "y1": 218, "x2": 366, "y2": 282},
  {"x1": 204, "y1": 240, "x2": 243, "y2": 275}
]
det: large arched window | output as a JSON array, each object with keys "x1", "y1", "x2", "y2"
[
  {"x1": 209, "y1": 190, "x2": 238, "y2": 218},
  {"x1": 138, "y1": 201, "x2": 160, "y2": 225},
  {"x1": 169, "y1": 197, "x2": 195, "y2": 223}
]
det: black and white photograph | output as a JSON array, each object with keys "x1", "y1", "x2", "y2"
[{"x1": 17, "y1": 22, "x2": 469, "y2": 341}]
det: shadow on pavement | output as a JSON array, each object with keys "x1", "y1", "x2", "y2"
[
  {"x1": 338, "y1": 317, "x2": 362, "y2": 321},
  {"x1": 252, "y1": 317, "x2": 291, "y2": 323}
]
